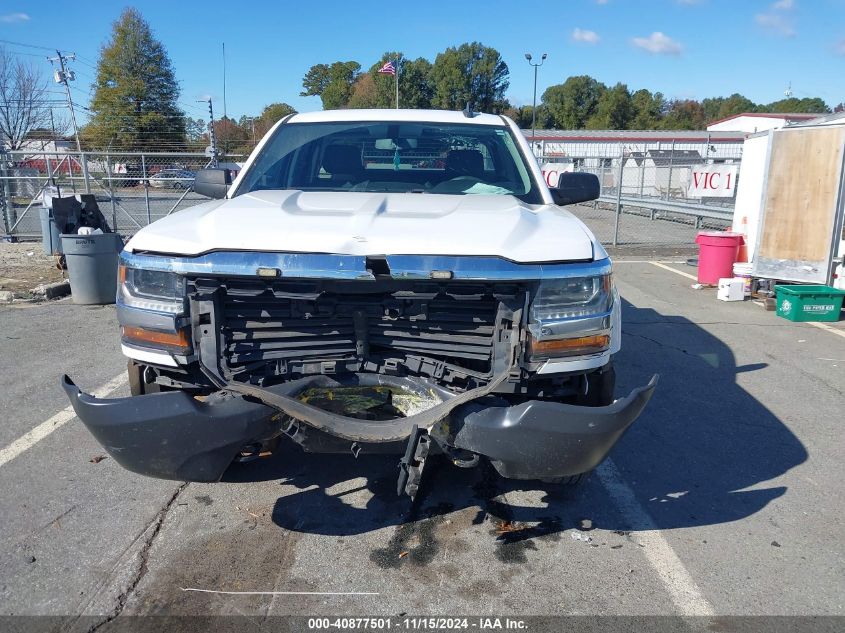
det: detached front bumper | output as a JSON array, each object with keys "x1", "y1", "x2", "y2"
[
  {"x1": 62, "y1": 376, "x2": 281, "y2": 482},
  {"x1": 451, "y1": 375, "x2": 658, "y2": 479},
  {"x1": 62, "y1": 374, "x2": 657, "y2": 483}
]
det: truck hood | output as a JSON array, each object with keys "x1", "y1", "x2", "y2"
[{"x1": 126, "y1": 190, "x2": 596, "y2": 263}]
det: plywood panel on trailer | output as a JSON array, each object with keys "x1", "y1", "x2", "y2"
[{"x1": 758, "y1": 127, "x2": 845, "y2": 261}]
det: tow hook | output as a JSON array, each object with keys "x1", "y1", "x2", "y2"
[{"x1": 396, "y1": 425, "x2": 431, "y2": 498}]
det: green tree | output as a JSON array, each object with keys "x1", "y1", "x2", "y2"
[
  {"x1": 85, "y1": 8, "x2": 185, "y2": 150},
  {"x1": 401, "y1": 58, "x2": 434, "y2": 109},
  {"x1": 368, "y1": 52, "x2": 404, "y2": 108},
  {"x1": 702, "y1": 93, "x2": 757, "y2": 122},
  {"x1": 213, "y1": 116, "x2": 248, "y2": 154},
  {"x1": 361, "y1": 53, "x2": 434, "y2": 109},
  {"x1": 503, "y1": 105, "x2": 551, "y2": 130},
  {"x1": 630, "y1": 89, "x2": 665, "y2": 129},
  {"x1": 255, "y1": 102, "x2": 296, "y2": 136},
  {"x1": 659, "y1": 99, "x2": 707, "y2": 130},
  {"x1": 586, "y1": 82, "x2": 633, "y2": 129},
  {"x1": 542, "y1": 75, "x2": 606, "y2": 129},
  {"x1": 764, "y1": 96, "x2": 830, "y2": 113},
  {"x1": 300, "y1": 61, "x2": 361, "y2": 109},
  {"x1": 430, "y1": 42, "x2": 509, "y2": 112},
  {"x1": 184, "y1": 116, "x2": 207, "y2": 150},
  {"x1": 347, "y1": 73, "x2": 380, "y2": 109}
]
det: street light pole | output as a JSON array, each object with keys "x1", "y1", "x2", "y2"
[{"x1": 525, "y1": 53, "x2": 547, "y2": 157}]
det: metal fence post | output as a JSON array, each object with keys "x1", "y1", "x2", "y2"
[
  {"x1": 613, "y1": 151, "x2": 624, "y2": 247},
  {"x1": 638, "y1": 158, "x2": 645, "y2": 197},
  {"x1": 141, "y1": 154, "x2": 151, "y2": 226},
  {"x1": 67, "y1": 154, "x2": 76, "y2": 193},
  {"x1": 0, "y1": 151, "x2": 13, "y2": 234},
  {"x1": 106, "y1": 152, "x2": 117, "y2": 233},
  {"x1": 80, "y1": 151, "x2": 91, "y2": 194},
  {"x1": 665, "y1": 139, "x2": 675, "y2": 200}
]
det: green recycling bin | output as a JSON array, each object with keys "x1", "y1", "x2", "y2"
[
  {"x1": 60, "y1": 233, "x2": 123, "y2": 305},
  {"x1": 775, "y1": 285, "x2": 845, "y2": 322}
]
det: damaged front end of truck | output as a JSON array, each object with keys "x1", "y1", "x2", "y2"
[{"x1": 63, "y1": 249, "x2": 657, "y2": 496}]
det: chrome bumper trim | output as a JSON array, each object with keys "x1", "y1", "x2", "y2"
[{"x1": 120, "y1": 250, "x2": 611, "y2": 282}]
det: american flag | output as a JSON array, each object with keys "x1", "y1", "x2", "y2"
[{"x1": 377, "y1": 61, "x2": 396, "y2": 76}]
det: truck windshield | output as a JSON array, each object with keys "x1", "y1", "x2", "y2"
[{"x1": 234, "y1": 121, "x2": 542, "y2": 203}]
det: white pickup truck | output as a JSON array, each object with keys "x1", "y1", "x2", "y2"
[{"x1": 63, "y1": 109, "x2": 656, "y2": 496}]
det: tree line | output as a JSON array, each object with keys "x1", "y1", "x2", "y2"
[
  {"x1": 1, "y1": 7, "x2": 840, "y2": 154},
  {"x1": 516, "y1": 76, "x2": 833, "y2": 131},
  {"x1": 303, "y1": 51, "x2": 835, "y2": 131}
]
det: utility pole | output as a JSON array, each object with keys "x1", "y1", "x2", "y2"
[
  {"x1": 200, "y1": 98, "x2": 219, "y2": 167},
  {"x1": 524, "y1": 53, "x2": 547, "y2": 158},
  {"x1": 222, "y1": 43, "x2": 227, "y2": 121},
  {"x1": 48, "y1": 50, "x2": 89, "y2": 192}
]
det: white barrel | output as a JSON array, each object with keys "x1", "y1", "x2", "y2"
[{"x1": 732, "y1": 262, "x2": 753, "y2": 297}]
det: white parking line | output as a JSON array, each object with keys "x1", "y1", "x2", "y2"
[
  {"x1": 807, "y1": 321, "x2": 845, "y2": 339},
  {"x1": 648, "y1": 261, "x2": 699, "y2": 281},
  {"x1": 596, "y1": 459, "x2": 715, "y2": 616},
  {"x1": 0, "y1": 373, "x2": 127, "y2": 469}
]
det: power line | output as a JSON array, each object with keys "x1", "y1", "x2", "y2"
[{"x1": 0, "y1": 39, "x2": 58, "y2": 52}]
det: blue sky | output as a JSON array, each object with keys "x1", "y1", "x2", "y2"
[{"x1": 1, "y1": 0, "x2": 843, "y2": 122}]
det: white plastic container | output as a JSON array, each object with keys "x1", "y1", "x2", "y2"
[
  {"x1": 732, "y1": 262, "x2": 753, "y2": 297},
  {"x1": 718, "y1": 278, "x2": 745, "y2": 302}
]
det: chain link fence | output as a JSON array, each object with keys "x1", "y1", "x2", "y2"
[
  {"x1": 539, "y1": 142, "x2": 741, "y2": 249},
  {"x1": 0, "y1": 150, "x2": 247, "y2": 239},
  {"x1": 2, "y1": 145, "x2": 740, "y2": 251}
]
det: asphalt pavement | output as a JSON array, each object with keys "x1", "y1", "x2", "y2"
[{"x1": 0, "y1": 260, "x2": 843, "y2": 628}]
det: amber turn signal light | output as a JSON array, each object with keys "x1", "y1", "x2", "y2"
[
  {"x1": 529, "y1": 334, "x2": 610, "y2": 358},
  {"x1": 122, "y1": 326, "x2": 190, "y2": 353}
]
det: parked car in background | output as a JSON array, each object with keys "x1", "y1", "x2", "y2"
[{"x1": 147, "y1": 169, "x2": 195, "y2": 189}]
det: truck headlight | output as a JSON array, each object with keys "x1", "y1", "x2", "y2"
[
  {"x1": 118, "y1": 265, "x2": 186, "y2": 314},
  {"x1": 530, "y1": 274, "x2": 612, "y2": 323}
]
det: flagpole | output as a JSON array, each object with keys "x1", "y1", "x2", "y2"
[{"x1": 395, "y1": 60, "x2": 399, "y2": 109}]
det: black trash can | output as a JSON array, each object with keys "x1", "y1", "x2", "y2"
[{"x1": 60, "y1": 233, "x2": 123, "y2": 305}]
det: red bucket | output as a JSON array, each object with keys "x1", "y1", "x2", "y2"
[{"x1": 695, "y1": 231, "x2": 744, "y2": 285}]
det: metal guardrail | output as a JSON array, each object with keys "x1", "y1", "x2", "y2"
[{"x1": 598, "y1": 195, "x2": 734, "y2": 222}]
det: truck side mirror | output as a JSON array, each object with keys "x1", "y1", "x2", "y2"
[
  {"x1": 193, "y1": 168, "x2": 232, "y2": 199},
  {"x1": 550, "y1": 172, "x2": 600, "y2": 206}
]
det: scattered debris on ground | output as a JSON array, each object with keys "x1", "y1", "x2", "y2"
[
  {"x1": 89, "y1": 455, "x2": 108, "y2": 464},
  {"x1": 494, "y1": 520, "x2": 527, "y2": 535},
  {"x1": 0, "y1": 242, "x2": 66, "y2": 299}
]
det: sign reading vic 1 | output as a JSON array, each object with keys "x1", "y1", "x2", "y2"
[{"x1": 687, "y1": 164, "x2": 738, "y2": 198}]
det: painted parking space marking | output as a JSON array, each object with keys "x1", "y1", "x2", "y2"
[
  {"x1": 648, "y1": 261, "x2": 699, "y2": 281},
  {"x1": 0, "y1": 373, "x2": 127, "y2": 469},
  {"x1": 597, "y1": 459, "x2": 715, "y2": 616},
  {"x1": 807, "y1": 321, "x2": 845, "y2": 340}
]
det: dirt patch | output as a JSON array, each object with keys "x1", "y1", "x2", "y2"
[{"x1": 0, "y1": 242, "x2": 65, "y2": 294}]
